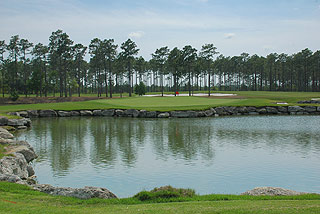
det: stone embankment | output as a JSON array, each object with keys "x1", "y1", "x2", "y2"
[
  {"x1": 0, "y1": 124, "x2": 117, "y2": 199},
  {"x1": 8, "y1": 105, "x2": 320, "y2": 119}
]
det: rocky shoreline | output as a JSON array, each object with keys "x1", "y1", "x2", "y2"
[
  {"x1": 6, "y1": 105, "x2": 320, "y2": 119},
  {"x1": 1, "y1": 106, "x2": 319, "y2": 199}
]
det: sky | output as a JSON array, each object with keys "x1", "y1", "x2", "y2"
[{"x1": 0, "y1": 0, "x2": 319, "y2": 59}]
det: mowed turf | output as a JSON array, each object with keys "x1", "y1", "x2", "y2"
[
  {"x1": 0, "y1": 182, "x2": 319, "y2": 214},
  {"x1": 0, "y1": 91, "x2": 319, "y2": 113}
]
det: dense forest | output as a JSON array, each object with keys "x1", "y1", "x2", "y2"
[{"x1": 0, "y1": 29, "x2": 319, "y2": 99}]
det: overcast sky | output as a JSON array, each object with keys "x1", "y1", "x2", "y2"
[{"x1": 0, "y1": 0, "x2": 319, "y2": 59}]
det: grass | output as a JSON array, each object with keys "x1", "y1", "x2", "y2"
[
  {"x1": 0, "y1": 182, "x2": 319, "y2": 214},
  {"x1": 0, "y1": 91, "x2": 319, "y2": 113}
]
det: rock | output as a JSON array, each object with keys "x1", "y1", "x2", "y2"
[
  {"x1": 304, "y1": 106, "x2": 317, "y2": 113},
  {"x1": 32, "y1": 184, "x2": 118, "y2": 199},
  {"x1": 214, "y1": 107, "x2": 228, "y2": 115},
  {"x1": 197, "y1": 111, "x2": 206, "y2": 117},
  {"x1": 70, "y1": 111, "x2": 80, "y2": 116},
  {"x1": 247, "y1": 107, "x2": 257, "y2": 113},
  {"x1": 241, "y1": 187, "x2": 306, "y2": 196},
  {"x1": 124, "y1": 109, "x2": 140, "y2": 117},
  {"x1": 146, "y1": 111, "x2": 157, "y2": 118},
  {"x1": 101, "y1": 109, "x2": 115, "y2": 117},
  {"x1": 27, "y1": 165, "x2": 35, "y2": 177},
  {"x1": 17, "y1": 126, "x2": 28, "y2": 130},
  {"x1": 0, "y1": 116, "x2": 9, "y2": 126},
  {"x1": 8, "y1": 141, "x2": 38, "y2": 162},
  {"x1": 22, "y1": 118, "x2": 32, "y2": 127},
  {"x1": 80, "y1": 110, "x2": 93, "y2": 116},
  {"x1": 7, "y1": 119, "x2": 25, "y2": 127},
  {"x1": 0, "y1": 153, "x2": 29, "y2": 179},
  {"x1": 58, "y1": 111, "x2": 72, "y2": 117},
  {"x1": 277, "y1": 106, "x2": 288, "y2": 113},
  {"x1": 92, "y1": 110, "x2": 102, "y2": 116},
  {"x1": 224, "y1": 107, "x2": 238, "y2": 115},
  {"x1": 170, "y1": 111, "x2": 198, "y2": 118},
  {"x1": 39, "y1": 110, "x2": 57, "y2": 117},
  {"x1": 266, "y1": 107, "x2": 278, "y2": 114},
  {"x1": 138, "y1": 110, "x2": 147, "y2": 118},
  {"x1": 0, "y1": 127, "x2": 14, "y2": 139},
  {"x1": 17, "y1": 111, "x2": 28, "y2": 118},
  {"x1": 237, "y1": 107, "x2": 248, "y2": 114},
  {"x1": 288, "y1": 106, "x2": 304, "y2": 112},
  {"x1": 248, "y1": 112, "x2": 259, "y2": 115},
  {"x1": 158, "y1": 112, "x2": 170, "y2": 118},
  {"x1": 204, "y1": 108, "x2": 216, "y2": 117},
  {"x1": 257, "y1": 108, "x2": 267, "y2": 114},
  {"x1": 115, "y1": 109, "x2": 124, "y2": 117},
  {"x1": 27, "y1": 110, "x2": 39, "y2": 118},
  {"x1": 7, "y1": 112, "x2": 20, "y2": 116},
  {"x1": 0, "y1": 173, "x2": 27, "y2": 185},
  {"x1": 318, "y1": 106, "x2": 320, "y2": 112}
]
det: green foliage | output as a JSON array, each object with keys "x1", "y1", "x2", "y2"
[
  {"x1": 134, "y1": 186, "x2": 196, "y2": 201},
  {"x1": 134, "y1": 82, "x2": 146, "y2": 96},
  {"x1": 9, "y1": 89, "x2": 19, "y2": 101}
]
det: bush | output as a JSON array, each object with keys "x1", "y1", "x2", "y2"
[
  {"x1": 134, "y1": 186, "x2": 196, "y2": 201},
  {"x1": 134, "y1": 82, "x2": 146, "y2": 96},
  {"x1": 9, "y1": 90, "x2": 19, "y2": 101}
]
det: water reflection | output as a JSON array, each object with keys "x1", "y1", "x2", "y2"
[{"x1": 15, "y1": 115, "x2": 320, "y2": 196}]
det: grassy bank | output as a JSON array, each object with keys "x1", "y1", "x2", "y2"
[
  {"x1": 0, "y1": 91, "x2": 319, "y2": 113},
  {"x1": 0, "y1": 182, "x2": 319, "y2": 214}
]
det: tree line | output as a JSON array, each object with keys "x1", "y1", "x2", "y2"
[{"x1": 0, "y1": 29, "x2": 319, "y2": 99}]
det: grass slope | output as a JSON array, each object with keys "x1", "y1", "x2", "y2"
[
  {"x1": 0, "y1": 182, "x2": 319, "y2": 214},
  {"x1": 0, "y1": 91, "x2": 319, "y2": 113}
]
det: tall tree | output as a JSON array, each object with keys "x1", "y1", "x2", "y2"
[
  {"x1": 167, "y1": 47, "x2": 183, "y2": 96},
  {"x1": 152, "y1": 46, "x2": 169, "y2": 96},
  {"x1": 48, "y1": 30, "x2": 74, "y2": 97},
  {"x1": 120, "y1": 39, "x2": 139, "y2": 97},
  {"x1": 182, "y1": 45, "x2": 197, "y2": 96},
  {"x1": 0, "y1": 40, "x2": 6, "y2": 97},
  {"x1": 6, "y1": 35, "x2": 20, "y2": 95},
  {"x1": 73, "y1": 43, "x2": 87, "y2": 97},
  {"x1": 32, "y1": 43, "x2": 48, "y2": 96},
  {"x1": 199, "y1": 44, "x2": 218, "y2": 96},
  {"x1": 19, "y1": 38, "x2": 33, "y2": 97},
  {"x1": 101, "y1": 39, "x2": 117, "y2": 98}
]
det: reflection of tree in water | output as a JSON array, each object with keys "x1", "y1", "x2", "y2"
[
  {"x1": 151, "y1": 119, "x2": 215, "y2": 162},
  {"x1": 49, "y1": 118, "x2": 87, "y2": 176},
  {"x1": 90, "y1": 118, "x2": 147, "y2": 168}
]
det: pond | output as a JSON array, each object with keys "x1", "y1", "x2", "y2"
[{"x1": 16, "y1": 115, "x2": 320, "y2": 198}]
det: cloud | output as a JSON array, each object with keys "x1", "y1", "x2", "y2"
[
  {"x1": 128, "y1": 31, "x2": 145, "y2": 39},
  {"x1": 224, "y1": 33, "x2": 235, "y2": 39}
]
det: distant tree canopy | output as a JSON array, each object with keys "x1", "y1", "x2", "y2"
[{"x1": 0, "y1": 30, "x2": 319, "y2": 99}]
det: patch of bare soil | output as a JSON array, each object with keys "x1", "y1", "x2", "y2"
[{"x1": 0, "y1": 96, "x2": 112, "y2": 105}]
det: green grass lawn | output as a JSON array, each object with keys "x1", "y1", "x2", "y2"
[
  {"x1": 0, "y1": 182, "x2": 319, "y2": 214},
  {"x1": 0, "y1": 91, "x2": 319, "y2": 113}
]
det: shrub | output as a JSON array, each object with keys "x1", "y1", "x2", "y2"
[
  {"x1": 9, "y1": 90, "x2": 19, "y2": 101},
  {"x1": 134, "y1": 186, "x2": 196, "y2": 201}
]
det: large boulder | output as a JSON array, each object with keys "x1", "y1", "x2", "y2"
[
  {"x1": 7, "y1": 140, "x2": 38, "y2": 162},
  {"x1": 304, "y1": 106, "x2": 317, "y2": 113},
  {"x1": 0, "y1": 173, "x2": 27, "y2": 185},
  {"x1": 204, "y1": 108, "x2": 215, "y2": 117},
  {"x1": 277, "y1": 106, "x2": 288, "y2": 113},
  {"x1": 257, "y1": 108, "x2": 267, "y2": 114},
  {"x1": 318, "y1": 106, "x2": 320, "y2": 112},
  {"x1": 32, "y1": 184, "x2": 118, "y2": 199},
  {"x1": 58, "y1": 111, "x2": 72, "y2": 117},
  {"x1": 115, "y1": 109, "x2": 124, "y2": 117},
  {"x1": 0, "y1": 153, "x2": 29, "y2": 179},
  {"x1": 39, "y1": 110, "x2": 57, "y2": 117},
  {"x1": 101, "y1": 109, "x2": 115, "y2": 117},
  {"x1": 241, "y1": 187, "x2": 306, "y2": 196},
  {"x1": 138, "y1": 110, "x2": 147, "y2": 118},
  {"x1": 124, "y1": 109, "x2": 140, "y2": 117},
  {"x1": 0, "y1": 127, "x2": 14, "y2": 139},
  {"x1": 146, "y1": 111, "x2": 157, "y2": 118},
  {"x1": 0, "y1": 116, "x2": 8, "y2": 126},
  {"x1": 237, "y1": 107, "x2": 248, "y2": 114},
  {"x1": 17, "y1": 111, "x2": 28, "y2": 118},
  {"x1": 7, "y1": 119, "x2": 25, "y2": 127},
  {"x1": 27, "y1": 110, "x2": 39, "y2": 118},
  {"x1": 70, "y1": 111, "x2": 80, "y2": 116},
  {"x1": 92, "y1": 110, "x2": 102, "y2": 116},
  {"x1": 288, "y1": 106, "x2": 304, "y2": 112},
  {"x1": 266, "y1": 107, "x2": 278, "y2": 114},
  {"x1": 214, "y1": 107, "x2": 228, "y2": 115},
  {"x1": 170, "y1": 111, "x2": 198, "y2": 118},
  {"x1": 80, "y1": 110, "x2": 93, "y2": 116},
  {"x1": 158, "y1": 112, "x2": 170, "y2": 118}
]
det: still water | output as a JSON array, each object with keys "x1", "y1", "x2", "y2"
[{"x1": 16, "y1": 115, "x2": 320, "y2": 198}]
